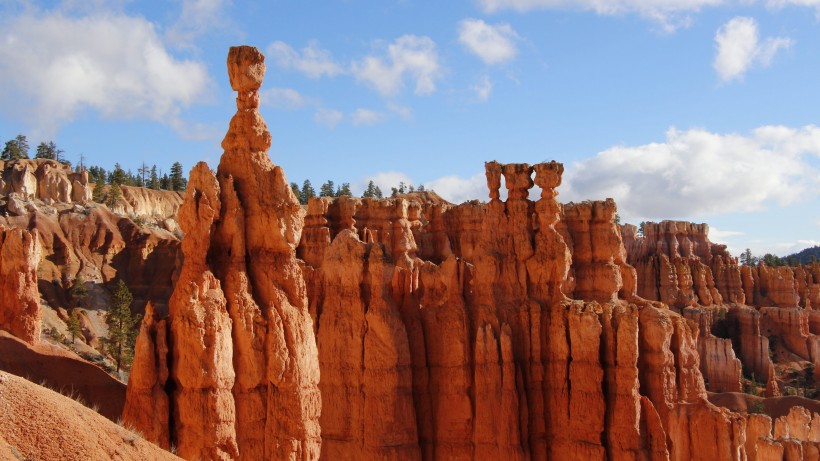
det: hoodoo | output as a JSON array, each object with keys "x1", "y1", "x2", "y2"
[{"x1": 124, "y1": 46, "x2": 321, "y2": 461}]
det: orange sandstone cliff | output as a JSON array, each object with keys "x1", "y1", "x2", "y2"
[
  {"x1": 123, "y1": 45, "x2": 820, "y2": 461},
  {"x1": 0, "y1": 226, "x2": 41, "y2": 344},
  {"x1": 125, "y1": 46, "x2": 321, "y2": 461}
]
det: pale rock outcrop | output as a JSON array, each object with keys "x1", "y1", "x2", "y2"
[
  {"x1": 117, "y1": 185, "x2": 183, "y2": 221},
  {"x1": 1, "y1": 159, "x2": 91, "y2": 207},
  {"x1": 0, "y1": 226, "x2": 41, "y2": 344}
]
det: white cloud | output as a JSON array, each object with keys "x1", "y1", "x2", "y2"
[
  {"x1": 261, "y1": 87, "x2": 306, "y2": 109},
  {"x1": 562, "y1": 125, "x2": 820, "y2": 222},
  {"x1": 387, "y1": 102, "x2": 413, "y2": 120},
  {"x1": 314, "y1": 108, "x2": 343, "y2": 128},
  {"x1": 708, "y1": 227, "x2": 744, "y2": 243},
  {"x1": 166, "y1": 0, "x2": 232, "y2": 48},
  {"x1": 267, "y1": 40, "x2": 343, "y2": 79},
  {"x1": 426, "y1": 173, "x2": 488, "y2": 204},
  {"x1": 351, "y1": 35, "x2": 441, "y2": 96},
  {"x1": 0, "y1": 10, "x2": 212, "y2": 138},
  {"x1": 458, "y1": 19, "x2": 519, "y2": 65},
  {"x1": 477, "y1": 0, "x2": 726, "y2": 31},
  {"x1": 471, "y1": 75, "x2": 493, "y2": 101},
  {"x1": 360, "y1": 171, "x2": 416, "y2": 196},
  {"x1": 714, "y1": 17, "x2": 792, "y2": 81},
  {"x1": 351, "y1": 108, "x2": 384, "y2": 126}
]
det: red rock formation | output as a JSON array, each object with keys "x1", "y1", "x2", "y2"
[
  {"x1": 2, "y1": 204, "x2": 179, "y2": 316},
  {"x1": 683, "y1": 307, "x2": 743, "y2": 393},
  {"x1": 122, "y1": 303, "x2": 170, "y2": 448},
  {"x1": 300, "y1": 158, "x2": 752, "y2": 460},
  {"x1": 125, "y1": 46, "x2": 321, "y2": 461},
  {"x1": 622, "y1": 221, "x2": 727, "y2": 308},
  {"x1": 729, "y1": 305, "x2": 775, "y2": 385},
  {"x1": 0, "y1": 226, "x2": 41, "y2": 343},
  {"x1": 118, "y1": 45, "x2": 820, "y2": 461}
]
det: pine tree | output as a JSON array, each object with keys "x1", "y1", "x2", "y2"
[
  {"x1": 105, "y1": 184, "x2": 123, "y2": 209},
  {"x1": 149, "y1": 165, "x2": 159, "y2": 190},
  {"x1": 93, "y1": 176, "x2": 106, "y2": 203},
  {"x1": 374, "y1": 186, "x2": 383, "y2": 199},
  {"x1": 109, "y1": 163, "x2": 127, "y2": 186},
  {"x1": 300, "y1": 180, "x2": 316, "y2": 203},
  {"x1": 338, "y1": 183, "x2": 352, "y2": 197},
  {"x1": 740, "y1": 248, "x2": 759, "y2": 267},
  {"x1": 70, "y1": 275, "x2": 88, "y2": 305},
  {"x1": 137, "y1": 162, "x2": 149, "y2": 187},
  {"x1": 362, "y1": 180, "x2": 377, "y2": 198},
  {"x1": 1, "y1": 135, "x2": 30, "y2": 160},
  {"x1": 319, "y1": 180, "x2": 335, "y2": 197},
  {"x1": 170, "y1": 162, "x2": 186, "y2": 191},
  {"x1": 290, "y1": 182, "x2": 302, "y2": 204},
  {"x1": 67, "y1": 309, "x2": 82, "y2": 345},
  {"x1": 35, "y1": 141, "x2": 63, "y2": 161},
  {"x1": 100, "y1": 280, "x2": 141, "y2": 373}
]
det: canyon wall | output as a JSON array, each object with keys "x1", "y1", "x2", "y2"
[
  {"x1": 123, "y1": 45, "x2": 820, "y2": 461},
  {"x1": 1, "y1": 158, "x2": 183, "y2": 222}
]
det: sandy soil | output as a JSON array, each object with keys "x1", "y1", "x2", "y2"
[{"x1": 0, "y1": 371, "x2": 179, "y2": 461}]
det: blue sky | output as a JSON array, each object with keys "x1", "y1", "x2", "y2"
[{"x1": 1, "y1": 0, "x2": 818, "y2": 257}]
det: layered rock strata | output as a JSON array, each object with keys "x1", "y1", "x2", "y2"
[
  {"x1": 124, "y1": 46, "x2": 321, "y2": 461},
  {"x1": 299, "y1": 160, "x2": 746, "y2": 460}
]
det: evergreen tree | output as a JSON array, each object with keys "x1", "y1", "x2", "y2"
[
  {"x1": 105, "y1": 184, "x2": 123, "y2": 209},
  {"x1": 337, "y1": 182, "x2": 352, "y2": 197},
  {"x1": 149, "y1": 165, "x2": 159, "y2": 190},
  {"x1": 70, "y1": 275, "x2": 88, "y2": 305},
  {"x1": 160, "y1": 174, "x2": 170, "y2": 190},
  {"x1": 170, "y1": 162, "x2": 186, "y2": 191},
  {"x1": 93, "y1": 176, "x2": 106, "y2": 203},
  {"x1": 300, "y1": 180, "x2": 316, "y2": 203},
  {"x1": 67, "y1": 309, "x2": 82, "y2": 345},
  {"x1": 417, "y1": 184, "x2": 425, "y2": 192},
  {"x1": 137, "y1": 162, "x2": 149, "y2": 187},
  {"x1": 35, "y1": 141, "x2": 63, "y2": 161},
  {"x1": 290, "y1": 182, "x2": 302, "y2": 204},
  {"x1": 100, "y1": 280, "x2": 141, "y2": 373},
  {"x1": 1, "y1": 134, "x2": 30, "y2": 160},
  {"x1": 362, "y1": 180, "x2": 377, "y2": 198},
  {"x1": 319, "y1": 180, "x2": 335, "y2": 197},
  {"x1": 740, "y1": 248, "x2": 759, "y2": 267},
  {"x1": 109, "y1": 163, "x2": 127, "y2": 186},
  {"x1": 374, "y1": 186, "x2": 383, "y2": 199}
]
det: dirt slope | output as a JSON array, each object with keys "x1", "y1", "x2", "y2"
[{"x1": 0, "y1": 371, "x2": 179, "y2": 461}]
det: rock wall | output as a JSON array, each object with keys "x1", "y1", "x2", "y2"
[
  {"x1": 2, "y1": 203, "x2": 179, "y2": 317},
  {"x1": 125, "y1": 46, "x2": 321, "y2": 461},
  {"x1": 124, "y1": 45, "x2": 820, "y2": 461},
  {"x1": 1, "y1": 158, "x2": 184, "y2": 224},
  {"x1": 1, "y1": 159, "x2": 91, "y2": 205},
  {"x1": 298, "y1": 160, "x2": 747, "y2": 460},
  {"x1": 0, "y1": 226, "x2": 41, "y2": 343},
  {"x1": 117, "y1": 186, "x2": 183, "y2": 221}
]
